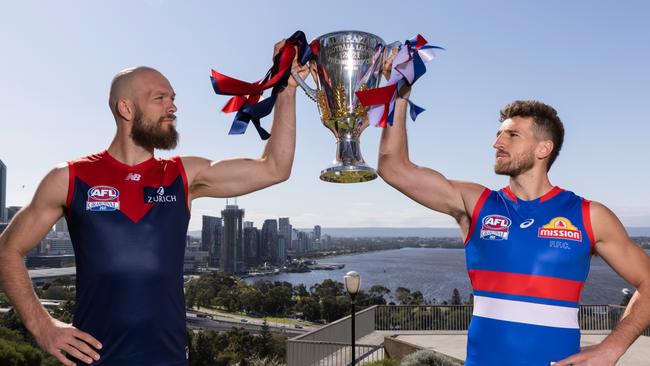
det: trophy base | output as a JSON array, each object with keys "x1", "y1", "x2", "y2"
[{"x1": 320, "y1": 164, "x2": 378, "y2": 183}]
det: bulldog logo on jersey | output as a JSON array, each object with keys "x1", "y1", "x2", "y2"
[
  {"x1": 86, "y1": 186, "x2": 120, "y2": 211},
  {"x1": 538, "y1": 217, "x2": 582, "y2": 242},
  {"x1": 480, "y1": 214, "x2": 511, "y2": 240}
]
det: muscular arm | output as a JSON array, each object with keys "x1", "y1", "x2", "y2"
[
  {"x1": 590, "y1": 202, "x2": 650, "y2": 360},
  {"x1": 556, "y1": 201, "x2": 650, "y2": 366},
  {"x1": 0, "y1": 166, "x2": 67, "y2": 334},
  {"x1": 0, "y1": 166, "x2": 101, "y2": 366},
  {"x1": 184, "y1": 86, "x2": 297, "y2": 200},
  {"x1": 376, "y1": 95, "x2": 486, "y2": 236}
]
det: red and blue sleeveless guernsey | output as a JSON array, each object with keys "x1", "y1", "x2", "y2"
[
  {"x1": 464, "y1": 186, "x2": 595, "y2": 365},
  {"x1": 65, "y1": 151, "x2": 190, "y2": 366}
]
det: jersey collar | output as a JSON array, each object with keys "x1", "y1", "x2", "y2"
[
  {"x1": 100, "y1": 150, "x2": 158, "y2": 170},
  {"x1": 501, "y1": 186, "x2": 564, "y2": 203}
]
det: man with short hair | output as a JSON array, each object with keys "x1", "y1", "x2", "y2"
[
  {"x1": 0, "y1": 41, "x2": 306, "y2": 366},
  {"x1": 377, "y1": 94, "x2": 650, "y2": 365}
]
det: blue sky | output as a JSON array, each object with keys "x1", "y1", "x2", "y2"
[{"x1": 1, "y1": 1, "x2": 648, "y2": 230}]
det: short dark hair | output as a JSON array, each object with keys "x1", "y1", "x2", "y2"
[{"x1": 499, "y1": 100, "x2": 565, "y2": 171}]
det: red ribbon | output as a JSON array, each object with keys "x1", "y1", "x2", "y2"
[{"x1": 355, "y1": 84, "x2": 397, "y2": 128}]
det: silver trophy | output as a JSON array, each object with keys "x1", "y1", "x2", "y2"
[{"x1": 294, "y1": 31, "x2": 386, "y2": 183}]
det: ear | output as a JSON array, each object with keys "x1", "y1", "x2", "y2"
[
  {"x1": 537, "y1": 140, "x2": 554, "y2": 160},
  {"x1": 116, "y1": 98, "x2": 135, "y2": 121}
]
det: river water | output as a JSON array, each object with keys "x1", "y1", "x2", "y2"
[{"x1": 244, "y1": 248, "x2": 647, "y2": 304}]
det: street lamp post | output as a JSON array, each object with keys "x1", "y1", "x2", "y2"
[{"x1": 344, "y1": 271, "x2": 361, "y2": 366}]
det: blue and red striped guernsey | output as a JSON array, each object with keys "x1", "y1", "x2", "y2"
[
  {"x1": 65, "y1": 150, "x2": 190, "y2": 366},
  {"x1": 464, "y1": 186, "x2": 595, "y2": 366}
]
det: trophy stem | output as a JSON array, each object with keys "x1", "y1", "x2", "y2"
[
  {"x1": 336, "y1": 135, "x2": 363, "y2": 165},
  {"x1": 320, "y1": 134, "x2": 378, "y2": 183}
]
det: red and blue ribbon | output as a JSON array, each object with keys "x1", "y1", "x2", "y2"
[
  {"x1": 210, "y1": 31, "x2": 314, "y2": 140},
  {"x1": 355, "y1": 35, "x2": 443, "y2": 128}
]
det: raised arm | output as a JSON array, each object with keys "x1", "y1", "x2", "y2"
[
  {"x1": 0, "y1": 166, "x2": 101, "y2": 366},
  {"x1": 376, "y1": 92, "x2": 486, "y2": 236},
  {"x1": 184, "y1": 40, "x2": 307, "y2": 200},
  {"x1": 184, "y1": 85, "x2": 296, "y2": 199},
  {"x1": 556, "y1": 201, "x2": 650, "y2": 366}
]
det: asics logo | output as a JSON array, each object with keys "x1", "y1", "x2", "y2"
[{"x1": 520, "y1": 219, "x2": 535, "y2": 229}]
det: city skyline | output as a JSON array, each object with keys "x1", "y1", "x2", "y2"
[{"x1": 1, "y1": 1, "x2": 649, "y2": 230}]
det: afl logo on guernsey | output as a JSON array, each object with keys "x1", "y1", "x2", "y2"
[
  {"x1": 86, "y1": 186, "x2": 120, "y2": 211},
  {"x1": 480, "y1": 215, "x2": 511, "y2": 241},
  {"x1": 538, "y1": 217, "x2": 583, "y2": 242}
]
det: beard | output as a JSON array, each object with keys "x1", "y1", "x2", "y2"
[
  {"x1": 131, "y1": 109, "x2": 178, "y2": 151},
  {"x1": 494, "y1": 148, "x2": 535, "y2": 177}
]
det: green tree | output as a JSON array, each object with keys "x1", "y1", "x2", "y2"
[
  {"x1": 295, "y1": 297, "x2": 320, "y2": 322},
  {"x1": 256, "y1": 321, "x2": 273, "y2": 358},
  {"x1": 0, "y1": 338, "x2": 43, "y2": 366},
  {"x1": 465, "y1": 293, "x2": 474, "y2": 306},
  {"x1": 0, "y1": 310, "x2": 30, "y2": 342},
  {"x1": 310, "y1": 279, "x2": 344, "y2": 298},
  {"x1": 0, "y1": 292, "x2": 10, "y2": 306},
  {"x1": 239, "y1": 286, "x2": 262, "y2": 314},
  {"x1": 395, "y1": 287, "x2": 411, "y2": 304},
  {"x1": 450, "y1": 288, "x2": 462, "y2": 306},
  {"x1": 51, "y1": 277, "x2": 75, "y2": 287},
  {"x1": 293, "y1": 283, "x2": 309, "y2": 298},
  {"x1": 185, "y1": 283, "x2": 198, "y2": 309},
  {"x1": 49, "y1": 300, "x2": 74, "y2": 323},
  {"x1": 265, "y1": 286, "x2": 293, "y2": 316},
  {"x1": 224, "y1": 327, "x2": 256, "y2": 363},
  {"x1": 190, "y1": 332, "x2": 217, "y2": 366},
  {"x1": 215, "y1": 286, "x2": 242, "y2": 312},
  {"x1": 321, "y1": 296, "x2": 348, "y2": 322},
  {"x1": 368, "y1": 285, "x2": 390, "y2": 304}
]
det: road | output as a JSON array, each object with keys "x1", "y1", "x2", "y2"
[{"x1": 186, "y1": 315, "x2": 305, "y2": 338}]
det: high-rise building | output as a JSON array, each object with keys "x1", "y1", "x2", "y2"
[
  {"x1": 7, "y1": 206, "x2": 21, "y2": 222},
  {"x1": 314, "y1": 225, "x2": 321, "y2": 240},
  {"x1": 321, "y1": 234, "x2": 331, "y2": 250},
  {"x1": 313, "y1": 225, "x2": 322, "y2": 251},
  {"x1": 221, "y1": 204, "x2": 244, "y2": 274},
  {"x1": 296, "y1": 231, "x2": 310, "y2": 253},
  {"x1": 277, "y1": 235, "x2": 287, "y2": 264},
  {"x1": 243, "y1": 226, "x2": 259, "y2": 266},
  {"x1": 201, "y1": 215, "x2": 222, "y2": 266},
  {"x1": 279, "y1": 217, "x2": 292, "y2": 250},
  {"x1": 212, "y1": 222, "x2": 223, "y2": 268},
  {"x1": 0, "y1": 160, "x2": 6, "y2": 223},
  {"x1": 291, "y1": 228, "x2": 300, "y2": 252},
  {"x1": 243, "y1": 221, "x2": 254, "y2": 229},
  {"x1": 261, "y1": 219, "x2": 278, "y2": 264},
  {"x1": 55, "y1": 217, "x2": 68, "y2": 233},
  {"x1": 47, "y1": 236, "x2": 74, "y2": 255}
]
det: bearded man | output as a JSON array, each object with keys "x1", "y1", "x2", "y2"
[
  {"x1": 0, "y1": 40, "x2": 306, "y2": 366},
  {"x1": 377, "y1": 94, "x2": 650, "y2": 365}
]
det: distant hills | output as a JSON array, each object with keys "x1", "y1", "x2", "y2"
[
  {"x1": 189, "y1": 227, "x2": 650, "y2": 238},
  {"x1": 319, "y1": 227, "x2": 463, "y2": 238}
]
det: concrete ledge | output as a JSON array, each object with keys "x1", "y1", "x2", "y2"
[{"x1": 384, "y1": 335, "x2": 464, "y2": 365}]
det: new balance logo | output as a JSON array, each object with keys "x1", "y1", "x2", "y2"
[{"x1": 125, "y1": 173, "x2": 141, "y2": 181}]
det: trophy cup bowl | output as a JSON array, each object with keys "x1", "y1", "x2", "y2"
[{"x1": 293, "y1": 31, "x2": 385, "y2": 183}]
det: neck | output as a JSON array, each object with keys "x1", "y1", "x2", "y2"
[
  {"x1": 507, "y1": 168, "x2": 553, "y2": 201},
  {"x1": 106, "y1": 128, "x2": 154, "y2": 166}
]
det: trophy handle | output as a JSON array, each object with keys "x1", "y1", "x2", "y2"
[
  {"x1": 382, "y1": 41, "x2": 402, "y2": 80},
  {"x1": 385, "y1": 41, "x2": 401, "y2": 52},
  {"x1": 291, "y1": 69, "x2": 318, "y2": 102}
]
